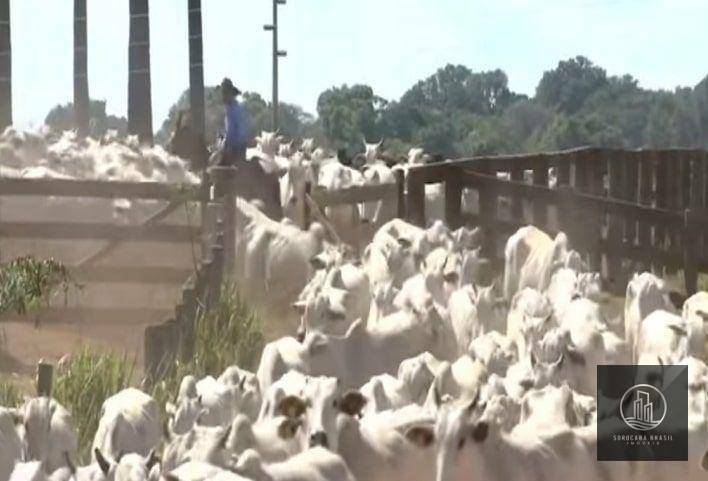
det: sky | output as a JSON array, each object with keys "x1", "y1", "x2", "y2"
[{"x1": 7, "y1": 0, "x2": 708, "y2": 132}]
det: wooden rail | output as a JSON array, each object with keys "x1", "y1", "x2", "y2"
[{"x1": 403, "y1": 147, "x2": 708, "y2": 295}]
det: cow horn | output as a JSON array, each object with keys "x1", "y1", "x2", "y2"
[
  {"x1": 146, "y1": 448, "x2": 160, "y2": 471},
  {"x1": 94, "y1": 448, "x2": 111, "y2": 476}
]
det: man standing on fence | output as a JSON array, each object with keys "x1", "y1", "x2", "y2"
[{"x1": 219, "y1": 77, "x2": 250, "y2": 166}]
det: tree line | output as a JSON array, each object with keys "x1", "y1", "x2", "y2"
[{"x1": 45, "y1": 56, "x2": 708, "y2": 159}]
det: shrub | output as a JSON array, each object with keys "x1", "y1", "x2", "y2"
[
  {"x1": 53, "y1": 348, "x2": 135, "y2": 463},
  {"x1": 0, "y1": 377, "x2": 22, "y2": 407}
]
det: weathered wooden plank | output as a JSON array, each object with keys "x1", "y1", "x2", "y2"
[
  {"x1": 509, "y1": 168, "x2": 524, "y2": 222},
  {"x1": 311, "y1": 183, "x2": 398, "y2": 207},
  {"x1": 77, "y1": 200, "x2": 182, "y2": 267},
  {"x1": 606, "y1": 151, "x2": 624, "y2": 293},
  {"x1": 444, "y1": 177, "x2": 462, "y2": 229},
  {"x1": 406, "y1": 169, "x2": 427, "y2": 227},
  {"x1": 460, "y1": 171, "x2": 682, "y2": 227},
  {"x1": 71, "y1": 266, "x2": 193, "y2": 284},
  {"x1": 1, "y1": 306, "x2": 172, "y2": 324},
  {"x1": 0, "y1": 221, "x2": 197, "y2": 242},
  {"x1": 0, "y1": 177, "x2": 199, "y2": 200},
  {"x1": 532, "y1": 156, "x2": 549, "y2": 228},
  {"x1": 637, "y1": 153, "x2": 655, "y2": 272}
]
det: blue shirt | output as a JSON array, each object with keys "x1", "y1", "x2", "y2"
[{"x1": 225, "y1": 99, "x2": 249, "y2": 148}]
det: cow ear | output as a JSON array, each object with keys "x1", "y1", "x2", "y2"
[
  {"x1": 218, "y1": 425, "x2": 234, "y2": 450},
  {"x1": 338, "y1": 390, "x2": 367, "y2": 417},
  {"x1": 470, "y1": 421, "x2": 489, "y2": 443},
  {"x1": 668, "y1": 291, "x2": 686, "y2": 310},
  {"x1": 94, "y1": 448, "x2": 112, "y2": 476},
  {"x1": 404, "y1": 425, "x2": 435, "y2": 448},
  {"x1": 275, "y1": 395, "x2": 309, "y2": 419},
  {"x1": 291, "y1": 300, "x2": 307, "y2": 315},
  {"x1": 565, "y1": 345, "x2": 586, "y2": 366}
]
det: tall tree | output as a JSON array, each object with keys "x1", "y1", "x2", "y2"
[
  {"x1": 187, "y1": 0, "x2": 205, "y2": 139},
  {"x1": 536, "y1": 56, "x2": 608, "y2": 114},
  {"x1": 74, "y1": 0, "x2": 89, "y2": 136},
  {"x1": 128, "y1": 0, "x2": 153, "y2": 142},
  {"x1": 0, "y1": 0, "x2": 11, "y2": 130}
]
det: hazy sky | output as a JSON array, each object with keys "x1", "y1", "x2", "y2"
[{"x1": 8, "y1": 0, "x2": 707, "y2": 131}]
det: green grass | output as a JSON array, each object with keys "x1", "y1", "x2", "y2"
[
  {"x1": 0, "y1": 377, "x2": 23, "y2": 408},
  {"x1": 53, "y1": 348, "x2": 136, "y2": 462},
  {"x1": 2, "y1": 283, "x2": 265, "y2": 463}
]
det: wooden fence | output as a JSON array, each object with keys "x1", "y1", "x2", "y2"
[{"x1": 404, "y1": 147, "x2": 708, "y2": 295}]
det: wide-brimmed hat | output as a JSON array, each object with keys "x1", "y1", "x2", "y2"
[{"x1": 221, "y1": 77, "x2": 242, "y2": 96}]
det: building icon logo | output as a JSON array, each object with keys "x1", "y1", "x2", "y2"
[{"x1": 620, "y1": 383, "x2": 667, "y2": 431}]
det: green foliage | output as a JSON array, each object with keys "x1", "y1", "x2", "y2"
[
  {"x1": 155, "y1": 87, "x2": 317, "y2": 146},
  {"x1": 29, "y1": 283, "x2": 264, "y2": 463},
  {"x1": 45, "y1": 99, "x2": 127, "y2": 137},
  {"x1": 0, "y1": 377, "x2": 22, "y2": 407},
  {"x1": 0, "y1": 256, "x2": 79, "y2": 316},
  {"x1": 317, "y1": 84, "x2": 387, "y2": 153},
  {"x1": 53, "y1": 348, "x2": 136, "y2": 463},
  {"x1": 154, "y1": 57, "x2": 708, "y2": 159}
]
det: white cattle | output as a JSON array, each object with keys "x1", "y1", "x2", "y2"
[
  {"x1": 258, "y1": 307, "x2": 455, "y2": 392},
  {"x1": 468, "y1": 330, "x2": 517, "y2": 376},
  {"x1": 361, "y1": 162, "x2": 397, "y2": 225},
  {"x1": 395, "y1": 247, "x2": 461, "y2": 313},
  {"x1": 359, "y1": 354, "x2": 436, "y2": 415},
  {"x1": 258, "y1": 371, "x2": 365, "y2": 452},
  {"x1": 21, "y1": 397, "x2": 78, "y2": 474},
  {"x1": 167, "y1": 376, "x2": 251, "y2": 435},
  {"x1": 506, "y1": 287, "x2": 555, "y2": 363},
  {"x1": 217, "y1": 366, "x2": 261, "y2": 422},
  {"x1": 92, "y1": 388, "x2": 161, "y2": 461},
  {"x1": 515, "y1": 384, "x2": 593, "y2": 434},
  {"x1": 234, "y1": 198, "x2": 327, "y2": 310},
  {"x1": 92, "y1": 449, "x2": 161, "y2": 481},
  {"x1": 425, "y1": 356, "x2": 488, "y2": 409},
  {"x1": 546, "y1": 268, "x2": 602, "y2": 319},
  {"x1": 316, "y1": 161, "x2": 365, "y2": 245},
  {"x1": 635, "y1": 309, "x2": 687, "y2": 364},
  {"x1": 682, "y1": 292, "x2": 708, "y2": 358},
  {"x1": 624, "y1": 272, "x2": 681, "y2": 362},
  {"x1": 367, "y1": 281, "x2": 399, "y2": 326},
  {"x1": 161, "y1": 423, "x2": 234, "y2": 472},
  {"x1": 434, "y1": 400, "x2": 618, "y2": 481},
  {"x1": 279, "y1": 156, "x2": 315, "y2": 222},
  {"x1": 235, "y1": 446, "x2": 356, "y2": 481},
  {"x1": 503, "y1": 225, "x2": 581, "y2": 301},
  {"x1": 295, "y1": 263, "x2": 371, "y2": 338},
  {"x1": 335, "y1": 408, "x2": 437, "y2": 481},
  {"x1": 163, "y1": 461, "x2": 248, "y2": 481},
  {"x1": 0, "y1": 407, "x2": 23, "y2": 481}
]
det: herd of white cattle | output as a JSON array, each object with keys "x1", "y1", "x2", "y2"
[{"x1": 2, "y1": 129, "x2": 708, "y2": 480}]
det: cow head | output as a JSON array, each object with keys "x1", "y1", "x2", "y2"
[
  {"x1": 434, "y1": 394, "x2": 489, "y2": 481},
  {"x1": 166, "y1": 388, "x2": 205, "y2": 436},
  {"x1": 95, "y1": 448, "x2": 160, "y2": 481},
  {"x1": 363, "y1": 138, "x2": 384, "y2": 164}
]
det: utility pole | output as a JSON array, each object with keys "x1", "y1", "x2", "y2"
[
  {"x1": 263, "y1": 0, "x2": 287, "y2": 130},
  {"x1": 0, "y1": 0, "x2": 11, "y2": 130},
  {"x1": 188, "y1": 0, "x2": 205, "y2": 139},
  {"x1": 128, "y1": 0, "x2": 153, "y2": 143},
  {"x1": 74, "y1": 0, "x2": 89, "y2": 136}
]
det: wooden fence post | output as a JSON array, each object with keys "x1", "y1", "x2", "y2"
[
  {"x1": 683, "y1": 208, "x2": 701, "y2": 296},
  {"x1": 144, "y1": 319, "x2": 179, "y2": 382},
  {"x1": 509, "y1": 168, "x2": 524, "y2": 223},
  {"x1": 394, "y1": 168, "x2": 406, "y2": 219},
  {"x1": 637, "y1": 151, "x2": 655, "y2": 272},
  {"x1": 532, "y1": 155, "x2": 549, "y2": 229},
  {"x1": 406, "y1": 168, "x2": 426, "y2": 227},
  {"x1": 444, "y1": 174, "x2": 462, "y2": 229},
  {"x1": 606, "y1": 150, "x2": 624, "y2": 294},
  {"x1": 476, "y1": 167, "x2": 498, "y2": 261},
  {"x1": 179, "y1": 282, "x2": 197, "y2": 362},
  {"x1": 37, "y1": 361, "x2": 53, "y2": 397},
  {"x1": 0, "y1": 0, "x2": 12, "y2": 130},
  {"x1": 210, "y1": 167, "x2": 237, "y2": 278}
]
